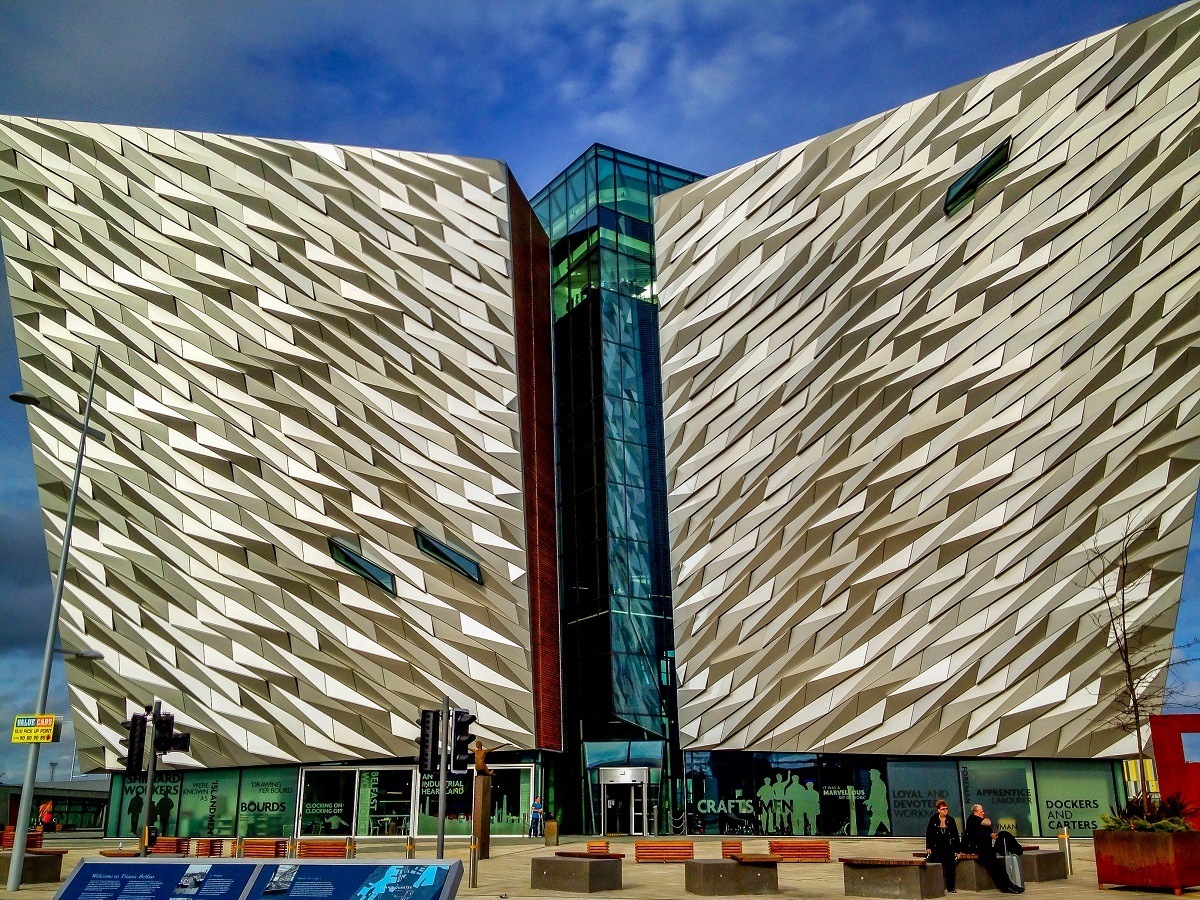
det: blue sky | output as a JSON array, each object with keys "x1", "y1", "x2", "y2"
[{"x1": 0, "y1": 0, "x2": 1197, "y2": 782}]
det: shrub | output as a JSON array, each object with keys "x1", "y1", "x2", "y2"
[{"x1": 1101, "y1": 793, "x2": 1198, "y2": 831}]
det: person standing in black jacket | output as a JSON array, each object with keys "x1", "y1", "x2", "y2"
[
  {"x1": 924, "y1": 799, "x2": 960, "y2": 893},
  {"x1": 962, "y1": 804, "x2": 1022, "y2": 893}
]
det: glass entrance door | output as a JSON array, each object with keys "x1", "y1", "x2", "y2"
[{"x1": 601, "y1": 783, "x2": 647, "y2": 836}]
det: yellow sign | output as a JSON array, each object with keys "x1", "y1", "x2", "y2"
[{"x1": 11, "y1": 715, "x2": 61, "y2": 744}]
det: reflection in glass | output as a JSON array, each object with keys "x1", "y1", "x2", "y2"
[
  {"x1": 356, "y1": 769, "x2": 414, "y2": 837},
  {"x1": 299, "y1": 770, "x2": 355, "y2": 835}
]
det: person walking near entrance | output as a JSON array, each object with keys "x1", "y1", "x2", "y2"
[
  {"x1": 528, "y1": 795, "x2": 544, "y2": 838},
  {"x1": 924, "y1": 799, "x2": 960, "y2": 893}
]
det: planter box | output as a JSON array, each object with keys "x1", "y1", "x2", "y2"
[{"x1": 1093, "y1": 829, "x2": 1200, "y2": 896}]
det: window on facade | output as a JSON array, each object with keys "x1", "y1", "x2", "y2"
[
  {"x1": 416, "y1": 530, "x2": 484, "y2": 585},
  {"x1": 944, "y1": 137, "x2": 1011, "y2": 216},
  {"x1": 329, "y1": 538, "x2": 396, "y2": 594}
]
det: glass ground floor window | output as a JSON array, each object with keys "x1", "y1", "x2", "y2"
[
  {"x1": 110, "y1": 761, "x2": 541, "y2": 839},
  {"x1": 298, "y1": 769, "x2": 356, "y2": 835},
  {"x1": 357, "y1": 768, "x2": 414, "y2": 836},
  {"x1": 488, "y1": 767, "x2": 534, "y2": 835},
  {"x1": 685, "y1": 752, "x2": 1124, "y2": 838},
  {"x1": 417, "y1": 771, "x2": 473, "y2": 835}
]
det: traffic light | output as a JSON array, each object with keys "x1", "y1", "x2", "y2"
[
  {"x1": 449, "y1": 708, "x2": 476, "y2": 775},
  {"x1": 153, "y1": 713, "x2": 174, "y2": 752},
  {"x1": 120, "y1": 713, "x2": 147, "y2": 775},
  {"x1": 152, "y1": 711, "x2": 192, "y2": 754},
  {"x1": 418, "y1": 709, "x2": 440, "y2": 775}
]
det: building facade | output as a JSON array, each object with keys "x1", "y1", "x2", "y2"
[
  {"x1": 0, "y1": 118, "x2": 560, "y2": 773},
  {"x1": 656, "y1": 0, "x2": 1200, "y2": 832},
  {"x1": 4, "y1": 0, "x2": 1200, "y2": 842}
]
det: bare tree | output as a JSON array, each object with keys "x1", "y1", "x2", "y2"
[{"x1": 1087, "y1": 516, "x2": 1198, "y2": 814}]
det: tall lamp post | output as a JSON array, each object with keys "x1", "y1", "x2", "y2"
[{"x1": 6, "y1": 344, "x2": 105, "y2": 892}]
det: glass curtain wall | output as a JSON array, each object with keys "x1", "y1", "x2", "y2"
[
  {"x1": 532, "y1": 146, "x2": 702, "y2": 833},
  {"x1": 687, "y1": 751, "x2": 1125, "y2": 837}
]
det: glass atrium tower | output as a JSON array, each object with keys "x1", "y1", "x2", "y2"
[{"x1": 532, "y1": 146, "x2": 701, "y2": 831}]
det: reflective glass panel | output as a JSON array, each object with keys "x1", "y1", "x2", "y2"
[{"x1": 299, "y1": 769, "x2": 355, "y2": 835}]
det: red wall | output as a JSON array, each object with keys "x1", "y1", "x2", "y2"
[
  {"x1": 1149, "y1": 713, "x2": 1200, "y2": 827},
  {"x1": 507, "y1": 171, "x2": 562, "y2": 752}
]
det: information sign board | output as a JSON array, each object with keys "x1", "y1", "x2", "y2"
[
  {"x1": 11, "y1": 714, "x2": 61, "y2": 743},
  {"x1": 53, "y1": 859, "x2": 462, "y2": 900}
]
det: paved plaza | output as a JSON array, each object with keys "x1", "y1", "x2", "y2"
[{"x1": 2, "y1": 834, "x2": 1193, "y2": 900}]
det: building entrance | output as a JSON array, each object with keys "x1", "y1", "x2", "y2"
[{"x1": 599, "y1": 767, "x2": 649, "y2": 836}]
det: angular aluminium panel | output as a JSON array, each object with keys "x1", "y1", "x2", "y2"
[
  {"x1": 0, "y1": 117, "x2": 559, "y2": 769},
  {"x1": 656, "y1": 2, "x2": 1200, "y2": 758}
]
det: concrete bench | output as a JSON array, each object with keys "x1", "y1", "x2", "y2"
[
  {"x1": 1021, "y1": 849, "x2": 1066, "y2": 881},
  {"x1": 840, "y1": 858, "x2": 945, "y2": 899},
  {"x1": 635, "y1": 840, "x2": 694, "y2": 862},
  {"x1": 0, "y1": 850, "x2": 63, "y2": 884},
  {"x1": 768, "y1": 839, "x2": 831, "y2": 862},
  {"x1": 685, "y1": 858, "x2": 779, "y2": 895},
  {"x1": 532, "y1": 855, "x2": 622, "y2": 892}
]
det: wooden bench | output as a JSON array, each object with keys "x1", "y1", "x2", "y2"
[
  {"x1": 193, "y1": 839, "x2": 225, "y2": 858},
  {"x1": 635, "y1": 840, "x2": 695, "y2": 863},
  {"x1": 148, "y1": 837, "x2": 191, "y2": 855},
  {"x1": 767, "y1": 839, "x2": 830, "y2": 862},
  {"x1": 722, "y1": 841, "x2": 743, "y2": 860},
  {"x1": 586, "y1": 840, "x2": 610, "y2": 855},
  {"x1": 237, "y1": 838, "x2": 290, "y2": 858},
  {"x1": 1, "y1": 831, "x2": 44, "y2": 850},
  {"x1": 840, "y1": 858, "x2": 944, "y2": 899},
  {"x1": 293, "y1": 838, "x2": 355, "y2": 859}
]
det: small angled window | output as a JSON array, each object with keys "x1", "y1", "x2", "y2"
[
  {"x1": 329, "y1": 538, "x2": 396, "y2": 594},
  {"x1": 944, "y1": 137, "x2": 1011, "y2": 216},
  {"x1": 416, "y1": 530, "x2": 484, "y2": 585}
]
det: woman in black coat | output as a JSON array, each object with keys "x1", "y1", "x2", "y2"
[{"x1": 924, "y1": 799, "x2": 960, "y2": 893}]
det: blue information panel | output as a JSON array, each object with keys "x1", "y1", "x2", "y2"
[
  {"x1": 249, "y1": 864, "x2": 453, "y2": 900},
  {"x1": 55, "y1": 860, "x2": 462, "y2": 900}
]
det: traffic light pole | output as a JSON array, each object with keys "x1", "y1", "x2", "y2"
[
  {"x1": 138, "y1": 700, "x2": 161, "y2": 857},
  {"x1": 436, "y1": 695, "x2": 449, "y2": 859}
]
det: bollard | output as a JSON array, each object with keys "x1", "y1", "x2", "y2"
[
  {"x1": 469, "y1": 842, "x2": 478, "y2": 888},
  {"x1": 1057, "y1": 828, "x2": 1072, "y2": 875},
  {"x1": 405, "y1": 835, "x2": 415, "y2": 860}
]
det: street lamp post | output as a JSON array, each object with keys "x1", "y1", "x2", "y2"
[{"x1": 6, "y1": 344, "x2": 104, "y2": 892}]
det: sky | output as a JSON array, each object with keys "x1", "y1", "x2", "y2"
[{"x1": 0, "y1": 0, "x2": 1198, "y2": 783}]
